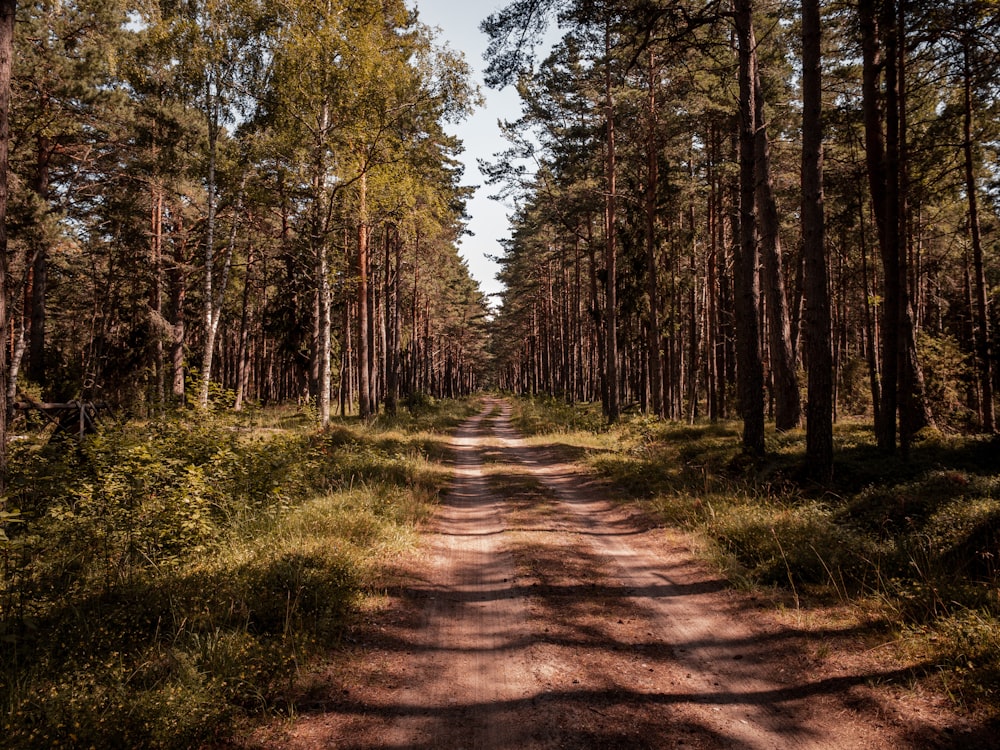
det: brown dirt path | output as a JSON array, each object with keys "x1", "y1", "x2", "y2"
[{"x1": 250, "y1": 398, "x2": 988, "y2": 749}]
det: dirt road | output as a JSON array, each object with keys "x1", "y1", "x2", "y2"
[{"x1": 262, "y1": 399, "x2": 984, "y2": 749}]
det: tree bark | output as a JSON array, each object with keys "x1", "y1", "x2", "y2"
[
  {"x1": 234, "y1": 242, "x2": 255, "y2": 412},
  {"x1": 317, "y1": 239, "x2": 332, "y2": 426},
  {"x1": 644, "y1": 51, "x2": 664, "y2": 418},
  {"x1": 151, "y1": 180, "x2": 165, "y2": 408},
  {"x1": 893, "y1": 0, "x2": 933, "y2": 453},
  {"x1": 384, "y1": 226, "x2": 400, "y2": 416},
  {"x1": 859, "y1": 197, "x2": 882, "y2": 429},
  {"x1": 357, "y1": 169, "x2": 372, "y2": 418},
  {"x1": 170, "y1": 222, "x2": 188, "y2": 405},
  {"x1": 801, "y1": 0, "x2": 833, "y2": 481},
  {"x1": 27, "y1": 135, "x2": 52, "y2": 386},
  {"x1": 603, "y1": 21, "x2": 619, "y2": 423},
  {"x1": 199, "y1": 175, "x2": 243, "y2": 409},
  {"x1": 197, "y1": 84, "x2": 221, "y2": 410},
  {"x1": 962, "y1": 38, "x2": 994, "y2": 432},
  {"x1": 313, "y1": 102, "x2": 333, "y2": 426},
  {"x1": 734, "y1": 0, "x2": 766, "y2": 456},
  {"x1": 860, "y1": 0, "x2": 898, "y2": 451},
  {"x1": 0, "y1": 0, "x2": 13, "y2": 485},
  {"x1": 753, "y1": 63, "x2": 801, "y2": 431}
]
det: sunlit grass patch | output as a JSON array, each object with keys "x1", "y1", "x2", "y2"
[
  {"x1": 510, "y1": 395, "x2": 606, "y2": 435},
  {"x1": 0, "y1": 398, "x2": 462, "y2": 748},
  {"x1": 919, "y1": 608, "x2": 1000, "y2": 705},
  {"x1": 373, "y1": 395, "x2": 481, "y2": 433}
]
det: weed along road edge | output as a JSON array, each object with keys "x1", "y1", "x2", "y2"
[{"x1": 262, "y1": 398, "x2": 970, "y2": 749}]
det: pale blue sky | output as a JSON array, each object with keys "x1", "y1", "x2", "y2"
[{"x1": 409, "y1": 0, "x2": 525, "y2": 302}]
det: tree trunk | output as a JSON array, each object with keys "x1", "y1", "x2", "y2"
[
  {"x1": 753, "y1": 64, "x2": 801, "y2": 430},
  {"x1": 962, "y1": 38, "x2": 994, "y2": 432},
  {"x1": 0, "y1": 0, "x2": 11, "y2": 485},
  {"x1": 384, "y1": 226, "x2": 399, "y2": 416},
  {"x1": 199, "y1": 175, "x2": 243, "y2": 409},
  {"x1": 197, "y1": 90, "x2": 220, "y2": 410},
  {"x1": 170, "y1": 220, "x2": 188, "y2": 405},
  {"x1": 317, "y1": 240, "x2": 332, "y2": 426},
  {"x1": 859, "y1": 198, "x2": 882, "y2": 428},
  {"x1": 860, "y1": 0, "x2": 899, "y2": 451},
  {"x1": 645, "y1": 51, "x2": 664, "y2": 418},
  {"x1": 27, "y1": 136, "x2": 52, "y2": 386},
  {"x1": 234, "y1": 242, "x2": 255, "y2": 412},
  {"x1": 151, "y1": 181, "x2": 165, "y2": 408},
  {"x1": 358, "y1": 170, "x2": 372, "y2": 418},
  {"x1": 707, "y1": 125, "x2": 721, "y2": 421},
  {"x1": 801, "y1": 0, "x2": 833, "y2": 481},
  {"x1": 688, "y1": 198, "x2": 699, "y2": 423},
  {"x1": 893, "y1": 0, "x2": 933, "y2": 454},
  {"x1": 313, "y1": 103, "x2": 333, "y2": 426},
  {"x1": 603, "y1": 22, "x2": 620, "y2": 424},
  {"x1": 734, "y1": 0, "x2": 766, "y2": 456}
]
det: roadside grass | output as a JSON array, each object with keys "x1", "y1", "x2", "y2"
[
  {"x1": 0, "y1": 399, "x2": 470, "y2": 749},
  {"x1": 508, "y1": 395, "x2": 1000, "y2": 714}
]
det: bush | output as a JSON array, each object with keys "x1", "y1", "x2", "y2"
[
  {"x1": 712, "y1": 502, "x2": 879, "y2": 592},
  {"x1": 512, "y1": 395, "x2": 605, "y2": 435},
  {"x1": 1, "y1": 408, "x2": 449, "y2": 748}
]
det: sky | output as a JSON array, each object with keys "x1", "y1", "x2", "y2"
[{"x1": 407, "y1": 0, "x2": 529, "y2": 304}]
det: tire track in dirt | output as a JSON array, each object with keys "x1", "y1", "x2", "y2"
[
  {"x1": 259, "y1": 398, "x2": 974, "y2": 749},
  {"x1": 490, "y1": 400, "x2": 886, "y2": 749},
  {"x1": 377, "y1": 405, "x2": 537, "y2": 749}
]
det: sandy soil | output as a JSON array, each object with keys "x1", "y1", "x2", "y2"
[{"x1": 246, "y1": 399, "x2": 996, "y2": 749}]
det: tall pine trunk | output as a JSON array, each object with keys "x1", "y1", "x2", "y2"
[
  {"x1": 802, "y1": 0, "x2": 833, "y2": 481},
  {"x1": 894, "y1": 1, "x2": 933, "y2": 453},
  {"x1": 234, "y1": 242, "x2": 255, "y2": 412},
  {"x1": 357, "y1": 169, "x2": 372, "y2": 418},
  {"x1": 860, "y1": 0, "x2": 899, "y2": 451},
  {"x1": 170, "y1": 222, "x2": 188, "y2": 405},
  {"x1": 27, "y1": 136, "x2": 52, "y2": 386},
  {"x1": 734, "y1": 0, "x2": 766, "y2": 456},
  {"x1": 753, "y1": 63, "x2": 801, "y2": 430},
  {"x1": 313, "y1": 102, "x2": 333, "y2": 427},
  {"x1": 645, "y1": 51, "x2": 664, "y2": 418},
  {"x1": 0, "y1": 0, "x2": 13, "y2": 485},
  {"x1": 603, "y1": 22, "x2": 619, "y2": 423},
  {"x1": 962, "y1": 38, "x2": 994, "y2": 432}
]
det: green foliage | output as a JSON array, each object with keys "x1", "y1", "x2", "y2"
[
  {"x1": 511, "y1": 395, "x2": 606, "y2": 435},
  {"x1": 382, "y1": 394, "x2": 480, "y2": 433},
  {"x1": 917, "y1": 332, "x2": 975, "y2": 429},
  {"x1": 0, "y1": 406, "x2": 451, "y2": 748},
  {"x1": 0, "y1": 509, "x2": 22, "y2": 543},
  {"x1": 924, "y1": 608, "x2": 1000, "y2": 702},
  {"x1": 712, "y1": 502, "x2": 879, "y2": 591}
]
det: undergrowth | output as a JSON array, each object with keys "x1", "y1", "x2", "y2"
[
  {"x1": 0, "y1": 398, "x2": 470, "y2": 748},
  {"x1": 509, "y1": 396, "x2": 1000, "y2": 714}
]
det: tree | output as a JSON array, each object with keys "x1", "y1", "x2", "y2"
[
  {"x1": 801, "y1": 0, "x2": 832, "y2": 481},
  {"x1": 733, "y1": 0, "x2": 766, "y2": 456},
  {"x1": 860, "y1": 0, "x2": 934, "y2": 454},
  {"x1": 753, "y1": 31, "x2": 800, "y2": 431},
  {"x1": 6, "y1": 0, "x2": 133, "y2": 397},
  {"x1": 0, "y1": 0, "x2": 13, "y2": 483}
]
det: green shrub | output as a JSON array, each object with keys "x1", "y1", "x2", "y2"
[
  {"x1": 712, "y1": 502, "x2": 879, "y2": 591},
  {"x1": 512, "y1": 395, "x2": 605, "y2": 435},
  {"x1": 926, "y1": 609, "x2": 1000, "y2": 701},
  {"x1": 1, "y1": 406, "x2": 450, "y2": 748}
]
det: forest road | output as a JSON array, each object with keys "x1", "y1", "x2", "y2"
[{"x1": 265, "y1": 398, "x2": 973, "y2": 749}]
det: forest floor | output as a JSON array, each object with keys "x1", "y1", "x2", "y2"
[{"x1": 243, "y1": 398, "x2": 994, "y2": 749}]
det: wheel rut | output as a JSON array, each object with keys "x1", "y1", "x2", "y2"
[{"x1": 261, "y1": 398, "x2": 970, "y2": 749}]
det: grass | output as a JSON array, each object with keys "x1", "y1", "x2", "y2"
[
  {"x1": 507, "y1": 395, "x2": 1000, "y2": 715},
  {"x1": 0, "y1": 397, "x2": 475, "y2": 749}
]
